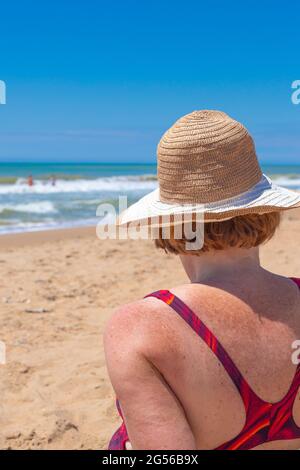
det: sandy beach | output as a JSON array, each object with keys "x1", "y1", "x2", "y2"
[{"x1": 1, "y1": 209, "x2": 300, "y2": 450}]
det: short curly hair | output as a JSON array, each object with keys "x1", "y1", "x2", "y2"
[{"x1": 155, "y1": 212, "x2": 281, "y2": 255}]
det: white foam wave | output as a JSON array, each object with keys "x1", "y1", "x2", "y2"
[
  {"x1": 0, "y1": 176, "x2": 158, "y2": 195},
  {"x1": 0, "y1": 217, "x2": 99, "y2": 235},
  {"x1": 0, "y1": 201, "x2": 58, "y2": 214},
  {"x1": 271, "y1": 176, "x2": 300, "y2": 189}
]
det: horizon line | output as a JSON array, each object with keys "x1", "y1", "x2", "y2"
[{"x1": 0, "y1": 161, "x2": 299, "y2": 166}]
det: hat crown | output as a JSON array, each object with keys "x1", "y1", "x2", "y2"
[{"x1": 157, "y1": 110, "x2": 262, "y2": 204}]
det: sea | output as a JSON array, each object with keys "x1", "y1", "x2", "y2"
[{"x1": 0, "y1": 162, "x2": 299, "y2": 235}]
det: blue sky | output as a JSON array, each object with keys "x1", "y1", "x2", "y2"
[{"x1": 0, "y1": 0, "x2": 299, "y2": 163}]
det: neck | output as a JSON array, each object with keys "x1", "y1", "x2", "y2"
[{"x1": 180, "y1": 247, "x2": 261, "y2": 284}]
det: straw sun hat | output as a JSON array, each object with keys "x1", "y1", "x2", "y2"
[{"x1": 118, "y1": 110, "x2": 300, "y2": 226}]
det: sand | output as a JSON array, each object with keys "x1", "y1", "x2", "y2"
[{"x1": 0, "y1": 209, "x2": 300, "y2": 449}]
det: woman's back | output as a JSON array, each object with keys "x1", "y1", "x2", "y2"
[
  {"x1": 106, "y1": 265, "x2": 300, "y2": 450},
  {"x1": 150, "y1": 273, "x2": 300, "y2": 450}
]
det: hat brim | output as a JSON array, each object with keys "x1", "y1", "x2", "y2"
[{"x1": 117, "y1": 175, "x2": 300, "y2": 227}]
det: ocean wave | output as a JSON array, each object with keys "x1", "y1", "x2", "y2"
[
  {"x1": 71, "y1": 198, "x2": 104, "y2": 206},
  {"x1": 0, "y1": 221, "x2": 57, "y2": 234},
  {"x1": 271, "y1": 175, "x2": 300, "y2": 189},
  {"x1": 0, "y1": 173, "x2": 298, "y2": 196},
  {"x1": 0, "y1": 217, "x2": 100, "y2": 235},
  {"x1": 0, "y1": 175, "x2": 158, "y2": 195},
  {"x1": 0, "y1": 201, "x2": 58, "y2": 214}
]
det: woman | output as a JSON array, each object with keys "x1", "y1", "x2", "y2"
[{"x1": 105, "y1": 110, "x2": 300, "y2": 450}]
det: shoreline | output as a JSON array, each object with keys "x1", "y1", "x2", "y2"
[{"x1": 1, "y1": 204, "x2": 300, "y2": 250}]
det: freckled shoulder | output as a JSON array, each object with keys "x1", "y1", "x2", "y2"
[{"x1": 103, "y1": 295, "x2": 185, "y2": 359}]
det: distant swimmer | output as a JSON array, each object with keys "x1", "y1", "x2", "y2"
[
  {"x1": 50, "y1": 174, "x2": 56, "y2": 186},
  {"x1": 28, "y1": 174, "x2": 34, "y2": 186}
]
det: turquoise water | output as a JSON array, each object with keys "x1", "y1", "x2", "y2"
[
  {"x1": 0, "y1": 162, "x2": 157, "y2": 181},
  {"x1": 0, "y1": 163, "x2": 157, "y2": 234},
  {"x1": 0, "y1": 163, "x2": 299, "y2": 234}
]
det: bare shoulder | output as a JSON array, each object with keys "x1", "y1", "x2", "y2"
[
  {"x1": 104, "y1": 296, "x2": 197, "y2": 450},
  {"x1": 103, "y1": 296, "x2": 186, "y2": 405},
  {"x1": 104, "y1": 283, "x2": 212, "y2": 345},
  {"x1": 104, "y1": 297, "x2": 170, "y2": 339},
  {"x1": 104, "y1": 295, "x2": 182, "y2": 362}
]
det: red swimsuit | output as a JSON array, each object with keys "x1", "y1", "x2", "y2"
[{"x1": 109, "y1": 278, "x2": 300, "y2": 450}]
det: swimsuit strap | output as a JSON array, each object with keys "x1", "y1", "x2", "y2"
[
  {"x1": 145, "y1": 289, "x2": 260, "y2": 412},
  {"x1": 145, "y1": 280, "x2": 300, "y2": 417}
]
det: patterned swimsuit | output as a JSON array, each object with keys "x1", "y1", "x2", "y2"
[{"x1": 109, "y1": 278, "x2": 300, "y2": 450}]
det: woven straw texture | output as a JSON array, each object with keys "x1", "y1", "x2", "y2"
[
  {"x1": 158, "y1": 110, "x2": 262, "y2": 204},
  {"x1": 117, "y1": 110, "x2": 300, "y2": 227}
]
